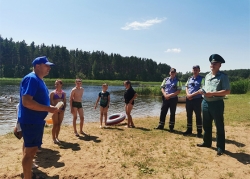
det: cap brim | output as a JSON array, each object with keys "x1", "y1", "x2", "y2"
[{"x1": 45, "y1": 62, "x2": 55, "y2": 66}]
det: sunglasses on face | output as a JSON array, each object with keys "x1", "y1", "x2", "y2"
[{"x1": 171, "y1": 71, "x2": 175, "y2": 74}]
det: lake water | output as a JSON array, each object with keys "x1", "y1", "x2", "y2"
[{"x1": 0, "y1": 83, "x2": 185, "y2": 135}]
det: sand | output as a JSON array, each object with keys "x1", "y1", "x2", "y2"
[{"x1": 0, "y1": 113, "x2": 249, "y2": 179}]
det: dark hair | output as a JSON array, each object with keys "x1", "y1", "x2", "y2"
[
  {"x1": 124, "y1": 80, "x2": 131, "y2": 86},
  {"x1": 75, "y1": 78, "x2": 82, "y2": 82},
  {"x1": 56, "y1": 79, "x2": 63, "y2": 85}
]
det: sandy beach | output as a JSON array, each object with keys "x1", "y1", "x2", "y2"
[{"x1": 0, "y1": 111, "x2": 249, "y2": 179}]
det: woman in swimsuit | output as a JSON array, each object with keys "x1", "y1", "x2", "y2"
[
  {"x1": 124, "y1": 80, "x2": 137, "y2": 128},
  {"x1": 50, "y1": 79, "x2": 66, "y2": 144}
]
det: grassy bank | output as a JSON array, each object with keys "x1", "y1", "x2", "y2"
[
  {"x1": 135, "y1": 86, "x2": 186, "y2": 96},
  {"x1": 0, "y1": 78, "x2": 161, "y2": 86}
]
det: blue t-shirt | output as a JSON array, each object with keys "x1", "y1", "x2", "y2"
[
  {"x1": 185, "y1": 75, "x2": 204, "y2": 99},
  {"x1": 160, "y1": 77, "x2": 182, "y2": 98},
  {"x1": 18, "y1": 72, "x2": 50, "y2": 124}
]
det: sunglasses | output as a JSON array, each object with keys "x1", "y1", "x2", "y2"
[{"x1": 170, "y1": 71, "x2": 175, "y2": 74}]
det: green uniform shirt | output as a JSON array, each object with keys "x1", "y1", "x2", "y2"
[{"x1": 203, "y1": 71, "x2": 230, "y2": 101}]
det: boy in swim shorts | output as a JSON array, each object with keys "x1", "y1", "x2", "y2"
[
  {"x1": 94, "y1": 83, "x2": 110, "y2": 128},
  {"x1": 70, "y1": 79, "x2": 84, "y2": 136}
]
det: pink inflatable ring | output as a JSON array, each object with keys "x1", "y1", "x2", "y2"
[{"x1": 106, "y1": 113, "x2": 126, "y2": 125}]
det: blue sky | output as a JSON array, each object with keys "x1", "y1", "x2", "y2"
[{"x1": 0, "y1": 0, "x2": 249, "y2": 73}]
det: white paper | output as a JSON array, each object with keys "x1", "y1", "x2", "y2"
[{"x1": 44, "y1": 101, "x2": 64, "y2": 121}]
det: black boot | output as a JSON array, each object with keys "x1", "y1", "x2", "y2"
[
  {"x1": 197, "y1": 129, "x2": 202, "y2": 138},
  {"x1": 154, "y1": 125, "x2": 164, "y2": 130},
  {"x1": 183, "y1": 128, "x2": 192, "y2": 136},
  {"x1": 169, "y1": 125, "x2": 174, "y2": 132}
]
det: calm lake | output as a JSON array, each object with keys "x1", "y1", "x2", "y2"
[{"x1": 0, "y1": 83, "x2": 185, "y2": 135}]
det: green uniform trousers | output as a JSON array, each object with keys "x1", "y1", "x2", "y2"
[{"x1": 202, "y1": 99, "x2": 225, "y2": 151}]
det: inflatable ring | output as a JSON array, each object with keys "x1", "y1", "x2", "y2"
[
  {"x1": 46, "y1": 118, "x2": 53, "y2": 125},
  {"x1": 106, "y1": 113, "x2": 126, "y2": 125}
]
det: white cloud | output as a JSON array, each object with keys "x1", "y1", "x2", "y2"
[
  {"x1": 164, "y1": 48, "x2": 181, "y2": 53},
  {"x1": 121, "y1": 18, "x2": 166, "y2": 30}
]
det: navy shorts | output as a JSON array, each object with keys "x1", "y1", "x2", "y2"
[{"x1": 20, "y1": 123, "x2": 45, "y2": 148}]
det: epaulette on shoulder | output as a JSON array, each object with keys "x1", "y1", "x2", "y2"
[{"x1": 220, "y1": 71, "x2": 228, "y2": 76}]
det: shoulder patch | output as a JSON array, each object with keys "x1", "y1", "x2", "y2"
[{"x1": 220, "y1": 71, "x2": 228, "y2": 76}]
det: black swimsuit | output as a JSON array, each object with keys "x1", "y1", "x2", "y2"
[
  {"x1": 72, "y1": 101, "x2": 82, "y2": 109},
  {"x1": 124, "y1": 87, "x2": 136, "y2": 105}
]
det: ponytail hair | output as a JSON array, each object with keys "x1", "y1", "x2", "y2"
[{"x1": 124, "y1": 80, "x2": 132, "y2": 87}]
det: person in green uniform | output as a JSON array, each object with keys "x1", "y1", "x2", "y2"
[{"x1": 197, "y1": 54, "x2": 230, "y2": 155}]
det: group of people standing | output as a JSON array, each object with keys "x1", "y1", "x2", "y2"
[
  {"x1": 16, "y1": 56, "x2": 138, "y2": 178},
  {"x1": 155, "y1": 54, "x2": 230, "y2": 156},
  {"x1": 16, "y1": 53, "x2": 230, "y2": 179}
]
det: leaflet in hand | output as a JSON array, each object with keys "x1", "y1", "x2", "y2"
[{"x1": 44, "y1": 101, "x2": 64, "y2": 121}]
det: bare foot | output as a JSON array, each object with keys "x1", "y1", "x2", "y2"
[
  {"x1": 80, "y1": 131, "x2": 86, "y2": 135},
  {"x1": 56, "y1": 138, "x2": 61, "y2": 143},
  {"x1": 32, "y1": 162, "x2": 39, "y2": 169}
]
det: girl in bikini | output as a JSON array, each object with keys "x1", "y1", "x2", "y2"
[{"x1": 50, "y1": 79, "x2": 66, "y2": 144}]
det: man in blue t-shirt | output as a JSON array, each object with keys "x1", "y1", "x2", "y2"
[{"x1": 18, "y1": 56, "x2": 58, "y2": 179}]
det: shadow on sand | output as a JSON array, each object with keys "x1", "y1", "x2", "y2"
[
  {"x1": 78, "y1": 134, "x2": 101, "y2": 143},
  {"x1": 32, "y1": 169, "x2": 60, "y2": 179},
  {"x1": 58, "y1": 141, "x2": 81, "y2": 151},
  {"x1": 133, "y1": 126, "x2": 151, "y2": 131},
  {"x1": 36, "y1": 148, "x2": 65, "y2": 169},
  {"x1": 25, "y1": 148, "x2": 64, "y2": 178},
  {"x1": 210, "y1": 146, "x2": 250, "y2": 164},
  {"x1": 224, "y1": 150, "x2": 250, "y2": 164}
]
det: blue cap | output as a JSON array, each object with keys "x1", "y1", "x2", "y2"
[
  {"x1": 32, "y1": 56, "x2": 55, "y2": 66},
  {"x1": 193, "y1": 65, "x2": 200, "y2": 69}
]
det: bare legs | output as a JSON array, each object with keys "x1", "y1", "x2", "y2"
[
  {"x1": 78, "y1": 108, "x2": 84, "y2": 133},
  {"x1": 52, "y1": 111, "x2": 64, "y2": 142},
  {"x1": 22, "y1": 146, "x2": 37, "y2": 179},
  {"x1": 125, "y1": 103, "x2": 134, "y2": 127},
  {"x1": 72, "y1": 107, "x2": 84, "y2": 134},
  {"x1": 99, "y1": 106, "x2": 108, "y2": 128}
]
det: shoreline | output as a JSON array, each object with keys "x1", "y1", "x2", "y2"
[
  {"x1": 0, "y1": 103, "x2": 186, "y2": 136},
  {"x1": 0, "y1": 114, "x2": 162, "y2": 137}
]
